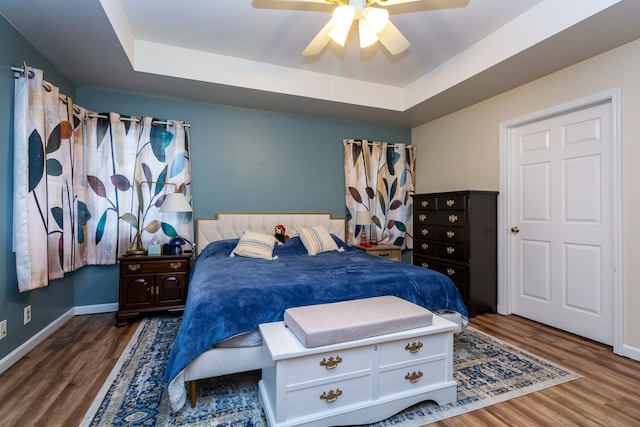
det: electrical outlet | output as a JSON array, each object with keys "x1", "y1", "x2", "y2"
[
  {"x1": 0, "y1": 320, "x2": 6, "y2": 340},
  {"x1": 24, "y1": 305, "x2": 31, "y2": 325}
]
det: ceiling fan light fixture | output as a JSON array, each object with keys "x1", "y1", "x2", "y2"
[
  {"x1": 362, "y1": 7, "x2": 389, "y2": 33},
  {"x1": 358, "y1": 19, "x2": 378, "y2": 48},
  {"x1": 329, "y1": 5, "x2": 356, "y2": 46}
]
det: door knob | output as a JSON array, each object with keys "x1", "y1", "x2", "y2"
[{"x1": 511, "y1": 226, "x2": 520, "y2": 234}]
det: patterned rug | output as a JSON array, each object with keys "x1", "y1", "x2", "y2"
[{"x1": 81, "y1": 316, "x2": 579, "y2": 426}]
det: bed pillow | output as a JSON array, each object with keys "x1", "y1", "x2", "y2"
[
  {"x1": 297, "y1": 225, "x2": 340, "y2": 255},
  {"x1": 231, "y1": 231, "x2": 277, "y2": 260}
]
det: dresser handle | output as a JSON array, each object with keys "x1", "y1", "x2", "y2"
[
  {"x1": 421, "y1": 229, "x2": 428, "y2": 236},
  {"x1": 421, "y1": 262, "x2": 429, "y2": 268},
  {"x1": 447, "y1": 231, "x2": 455, "y2": 238},
  {"x1": 421, "y1": 201, "x2": 429, "y2": 207},
  {"x1": 405, "y1": 341, "x2": 423, "y2": 353},
  {"x1": 405, "y1": 371, "x2": 423, "y2": 383},
  {"x1": 446, "y1": 199, "x2": 455, "y2": 207},
  {"x1": 128, "y1": 264, "x2": 141, "y2": 271},
  {"x1": 418, "y1": 214, "x2": 427, "y2": 222},
  {"x1": 447, "y1": 268, "x2": 455, "y2": 276},
  {"x1": 448, "y1": 214, "x2": 458, "y2": 223},
  {"x1": 421, "y1": 243, "x2": 428, "y2": 250},
  {"x1": 319, "y1": 356, "x2": 342, "y2": 370},
  {"x1": 320, "y1": 389, "x2": 342, "y2": 403},
  {"x1": 447, "y1": 246, "x2": 455, "y2": 254},
  {"x1": 169, "y1": 262, "x2": 182, "y2": 270}
]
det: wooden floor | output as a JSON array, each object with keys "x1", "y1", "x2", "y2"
[{"x1": 0, "y1": 313, "x2": 639, "y2": 426}]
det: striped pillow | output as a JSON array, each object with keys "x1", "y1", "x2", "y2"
[
  {"x1": 297, "y1": 225, "x2": 339, "y2": 256},
  {"x1": 232, "y1": 231, "x2": 277, "y2": 260}
]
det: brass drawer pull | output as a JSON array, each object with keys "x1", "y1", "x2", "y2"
[
  {"x1": 446, "y1": 199, "x2": 455, "y2": 207},
  {"x1": 418, "y1": 214, "x2": 427, "y2": 221},
  {"x1": 169, "y1": 262, "x2": 182, "y2": 270},
  {"x1": 447, "y1": 268, "x2": 455, "y2": 276},
  {"x1": 405, "y1": 341, "x2": 423, "y2": 353},
  {"x1": 421, "y1": 229, "x2": 429, "y2": 236},
  {"x1": 319, "y1": 388, "x2": 342, "y2": 403},
  {"x1": 421, "y1": 243, "x2": 428, "y2": 250},
  {"x1": 405, "y1": 371, "x2": 423, "y2": 383},
  {"x1": 421, "y1": 262, "x2": 429, "y2": 268},
  {"x1": 319, "y1": 356, "x2": 342, "y2": 370},
  {"x1": 447, "y1": 231, "x2": 455, "y2": 238},
  {"x1": 447, "y1": 246, "x2": 455, "y2": 254},
  {"x1": 448, "y1": 214, "x2": 458, "y2": 223},
  {"x1": 128, "y1": 264, "x2": 141, "y2": 271},
  {"x1": 421, "y1": 201, "x2": 429, "y2": 207}
]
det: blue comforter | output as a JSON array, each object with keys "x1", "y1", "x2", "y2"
[{"x1": 163, "y1": 236, "x2": 468, "y2": 390}]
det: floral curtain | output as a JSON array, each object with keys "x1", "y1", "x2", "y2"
[
  {"x1": 343, "y1": 139, "x2": 415, "y2": 249},
  {"x1": 13, "y1": 65, "x2": 192, "y2": 292}
]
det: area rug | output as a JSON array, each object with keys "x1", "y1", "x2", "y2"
[{"x1": 81, "y1": 316, "x2": 579, "y2": 426}]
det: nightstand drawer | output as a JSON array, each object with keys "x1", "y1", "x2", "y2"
[
  {"x1": 353, "y1": 244, "x2": 401, "y2": 262},
  {"x1": 120, "y1": 258, "x2": 189, "y2": 275}
]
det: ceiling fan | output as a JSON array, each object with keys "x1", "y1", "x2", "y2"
[{"x1": 276, "y1": 0, "x2": 424, "y2": 56}]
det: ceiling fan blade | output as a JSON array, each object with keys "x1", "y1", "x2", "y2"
[
  {"x1": 377, "y1": 20, "x2": 410, "y2": 55},
  {"x1": 303, "y1": 19, "x2": 335, "y2": 56}
]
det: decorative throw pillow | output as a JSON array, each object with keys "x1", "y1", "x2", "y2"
[
  {"x1": 297, "y1": 225, "x2": 339, "y2": 255},
  {"x1": 231, "y1": 231, "x2": 277, "y2": 260}
]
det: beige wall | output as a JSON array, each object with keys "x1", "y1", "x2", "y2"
[{"x1": 412, "y1": 38, "x2": 640, "y2": 355}]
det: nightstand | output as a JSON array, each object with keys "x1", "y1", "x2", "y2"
[
  {"x1": 116, "y1": 254, "x2": 191, "y2": 326},
  {"x1": 352, "y1": 243, "x2": 402, "y2": 262}
]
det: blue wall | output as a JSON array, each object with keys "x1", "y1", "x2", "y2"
[
  {"x1": 75, "y1": 87, "x2": 411, "y2": 305},
  {"x1": 0, "y1": 15, "x2": 78, "y2": 359},
  {"x1": 0, "y1": 11, "x2": 410, "y2": 361}
]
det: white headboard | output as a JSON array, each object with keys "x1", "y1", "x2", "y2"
[{"x1": 196, "y1": 213, "x2": 346, "y2": 255}]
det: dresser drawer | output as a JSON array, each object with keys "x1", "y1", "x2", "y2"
[
  {"x1": 415, "y1": 224, "x2": 439, "y2": 240},
  {"x1": 285, "y1": 346, "x2": 370, "y2": 385},
  {"x1": 413, "y1": 257, "x2": 469, "y2": 285},
  {"x1": 415, "y1": 211, "x2": 465, "y2": 226},
  {"x1": 438, "y1": 227, "x2": 466, "y2": 243},
  {"x1": 379, "y1": 357, "x2": 450, "y2": 398},
  {"x1": 414, "y1": 195, "x2": 437, "y2": 211},
  {"x1": 285, "y1": 374, "x2": 370, "y2": 419},
  {"x1": 437, "y1": 194, "x2": 466, "y2": 210},
  {"x1": 414, "y1": 239, "x2": 438, "y2": 256},
  {"x1": 377, "y1": 333, "x2": 449, "y2": 367},
  {"x1": 436, "y1": 242, "x2": 467, "y2": 262},
  {"x1": 120, "y1": 258, "x2": 189, "y2": 275}
]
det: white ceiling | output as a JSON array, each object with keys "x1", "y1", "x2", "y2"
[{"x1": 2, "y1": 0, "x2": 640, "y2": 127}]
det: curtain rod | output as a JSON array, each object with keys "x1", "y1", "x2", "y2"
[{"x1": 351, "y1": 139, "x2": 414, "y2": 149}]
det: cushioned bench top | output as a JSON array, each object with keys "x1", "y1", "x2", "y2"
[{"x1": 283, "y1": 295, "x2": 433, "y2": 348}]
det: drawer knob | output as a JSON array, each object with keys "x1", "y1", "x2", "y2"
[
  {"x1": 418, "y1": 214, "x2": 427, "y2": 222},
  {"x1": 421, "y1": 229, "x2": 428, "y2": 236},
  {"x1": 421, "y1": 201, "x2": 429, "y2": 207},
  {"x1": 448, "y1": 214, "x2": 458, "y2": 223},
  {"x1": 421, "y1": 243, "x2": 428, "y2": 250},
  {"x1": 405, "y1": 371, "x2": 423, "y2": 383},
  {"x1": 447, "y1": 268, "x2": 456, "y2": 276},
  {"x1": 446, "y1": 199, "x2": 455, "y2": 207},
  {"x1": 446, "y1": 246, "x2": 455, "y2": 254},
  {"x1": 447, "y1": 231, "x2": 455, "y2": 238},
  {"x1": 421, "y1": 262, "x2": 429, "y2": 268},
  {"x1": 319, "y1": 356, "x2": 342, "y2": 370},
  {"x1": 169, "y1": 262, "x2": 182, "y2": 270},
  {"x1": 405, "y1": 341, "x2": 423, "y2": 353},
  {"x1": 319, "y1": 388, "x2": 342, "y2": 403},
  {"x1": 128, "y1": 264, "x2": 141, "y2": 271}
]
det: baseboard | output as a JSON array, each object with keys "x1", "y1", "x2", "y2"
[
  {"x1": 0, "y1": 303, "x2": 118, "y2": 376},
  {"x1": 621, "y1": 343, "x2": 640, "y2": 362},
  {"x1": 74, "y1": 303, "x2": 118, "y2": 316},
  {"x1": 0, "y1": 308, "x2": 75, "y2": 375}
]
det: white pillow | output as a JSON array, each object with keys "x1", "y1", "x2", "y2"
[
  {"x1": 297, "y1": 225, "x2": 339, "y2": 255},
  {"x1": 231, "y1": 231, "x2": 277, "y2": 260}
]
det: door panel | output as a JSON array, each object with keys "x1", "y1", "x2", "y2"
[{"x1": 510, "y1": 102, "x2": 613, "y2": 345}]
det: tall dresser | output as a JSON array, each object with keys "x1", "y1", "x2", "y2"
[{"x1": 412, "y1": 190, "x2": 498, "y2": 317}]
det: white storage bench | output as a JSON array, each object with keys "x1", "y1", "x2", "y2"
[{"x1": 258, "y1": 297, "x2": 458, "y2": 427}]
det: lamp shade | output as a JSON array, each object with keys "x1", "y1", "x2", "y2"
[
  {"x1": 160, "y1": 192, "x2": 193, "y2": 212},
  {"x1": 355, "y1": 210, "x2": 371, "y2": 225}
]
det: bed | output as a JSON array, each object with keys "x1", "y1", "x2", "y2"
[{"x1": 163, "y1": 213, "x2": 468, "y2": 412}]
